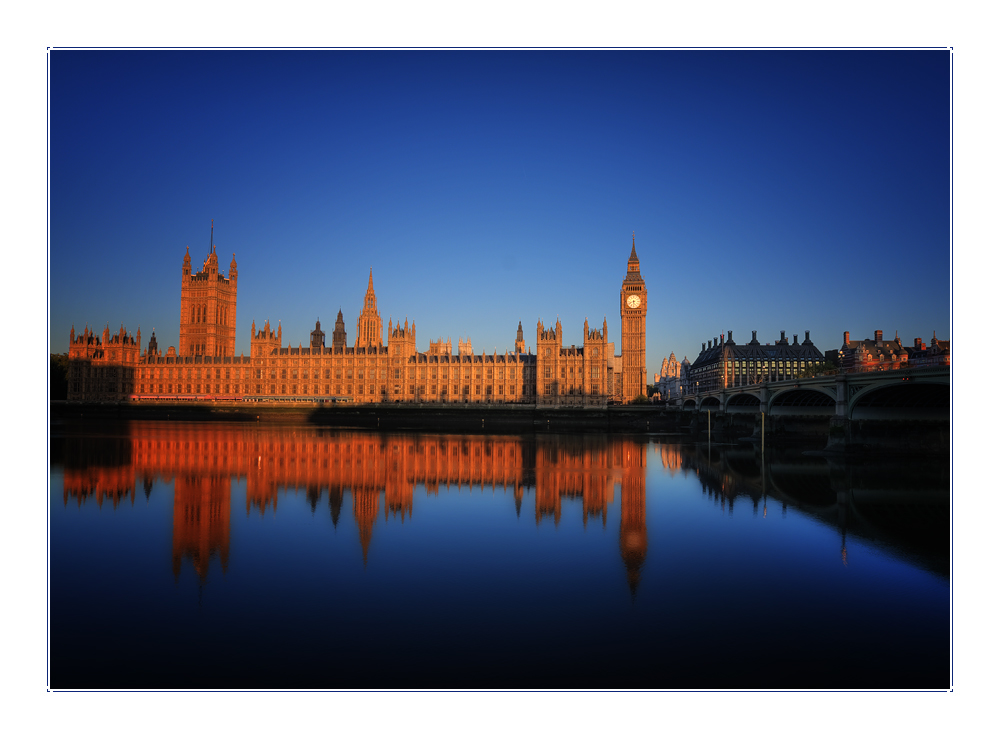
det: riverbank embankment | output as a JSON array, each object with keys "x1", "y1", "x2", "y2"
[
  {"x1": 51, "y1": 401, "x2": 679, "y2": 434},
  {"x1": 50, "y1": 401, "x2": 949, "y2": 455}
]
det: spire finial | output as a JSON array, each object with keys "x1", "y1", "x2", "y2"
[{"x1": 210, "y1": 219, "x2": 214, "y2": 253}]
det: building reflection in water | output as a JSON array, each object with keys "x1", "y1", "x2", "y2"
[
  {"x1": 58, "y1": 423, "x2": 648, "y2": 588},
  {"x1": 58, "y1": 422, "x2": 947, "y2": 587},
  {"x1": 172, "y1": 475, "x2": 230, "y2": 580}
]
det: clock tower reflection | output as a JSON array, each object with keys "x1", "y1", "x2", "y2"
[{"x1": 618, "y1": 442, "x2": 648, "y2": 596}]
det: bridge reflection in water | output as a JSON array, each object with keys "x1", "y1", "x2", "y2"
[
  {"x1": 656, "y1": 441, "x2": 949, "y2": 577},
  {"x1": 60, "y1": 422, "x2": 650, "y2": 591}
]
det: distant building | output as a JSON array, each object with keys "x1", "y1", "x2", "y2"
[
  {"x1": 840, "y1": 330, "x2": 908, "y2": 372},
  {"x1": 905, "y1": 332, "x2": 950, "y2": 368},
  {"x1": 838, "y1": 329, "x2": 950, "y2": 372},
  {"x1": 688, "y1": 330, "x2": 826, "y2": 393},
  {"x1": 653, "y1": 352, "x2": 689, "y2": 403},
  {"x1": 428, "y1": 338, "x2": 453, "y2": 356}
]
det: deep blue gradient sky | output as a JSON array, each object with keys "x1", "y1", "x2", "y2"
[{"x1": 50, "y1": 50, "x2": 950, "y2": 379}]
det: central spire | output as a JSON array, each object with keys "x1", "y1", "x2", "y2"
[{"x1": 356, "y1": 269, "x2": 383, "y2": 348}]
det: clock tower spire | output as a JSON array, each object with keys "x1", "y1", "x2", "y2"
[{"x1": 620, "y1": 236, "x2": 647, "y2": 403}]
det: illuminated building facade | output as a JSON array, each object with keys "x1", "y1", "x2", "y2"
[
  {"x1": 535, "y1": 316, "x2": 612, "y2": 406},
  {"x1": 905, "y1": 333, "x2": 950, "y2": 368},
  {"x1": 839, "y1": 330, "x2": 908, "y2": 373},
  {"x1": 653, "y1": 352, "x2": 689, "y2": 402},
  {"x1": 179, "y1": 222, "x2": 237, "y2": 358},
  {"x1": 68, "y1": 234, "x2": 647, "y2": 405},
  {"x1": 620, "y1": 236, "x2": 647, "y2": 402},
  {"x1": 688, "y1": 330, "x2": 826, "y2": 393},
  {"x1": 837, "y1": 330, "x2": 949, "y2": 372}
]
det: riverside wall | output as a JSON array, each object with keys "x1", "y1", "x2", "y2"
[
  {"x1": 50, "y1": 402, "x2": 949, "y2": 453},
  {"x1": 51, "y1": 401, "x2": 679, "y2": 434}
]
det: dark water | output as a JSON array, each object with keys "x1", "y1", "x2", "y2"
[{"x1": 49, "y1": 421, "x2": 950, "y2": 689}]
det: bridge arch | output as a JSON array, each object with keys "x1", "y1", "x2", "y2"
[
  {"x1": 682, "y1": 398, "x2": 697, "y2": 410},
  {"x1": 725, "y1": 392, "x2": 761, "y2": 413},
  {"x1": 848, "y1": 379, "x2": 949, "y2": 420},
  {"x1": 699, "y1": 396, "x2": 721, "y2": 411},
  {"x1": 768, "y1": 387, "x2": 837, "y2": 416}
]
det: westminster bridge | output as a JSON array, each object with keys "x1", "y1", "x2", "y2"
[
  {"x1": 680, "y1": 366, "x2": 949, "y2": 420},
  {"x1": 678, "y1": 366, "x2": 949, "y2": 452}
]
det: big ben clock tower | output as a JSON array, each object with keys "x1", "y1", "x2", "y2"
[{"x1": 620, "y1": 234, "x2": 647, "y2": 403}]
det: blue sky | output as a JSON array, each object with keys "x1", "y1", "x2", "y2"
[{"x1": 50, "y1": 50, "x2": 950, "y2": 380}]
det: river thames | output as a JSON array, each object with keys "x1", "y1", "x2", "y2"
[{"x1": 49, "y1": 420, "x2": 949, "y2": 689}]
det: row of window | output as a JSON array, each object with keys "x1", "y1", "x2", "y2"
[
  {"x1": 134, "y1": 383, "x2": 541, "y2": 397},
  {"x1": 543, "y1": 383, "x2": 602, "y2": 395},
  {"x1": 138, "y1": 366, "x2": 537, "y2": 382},
  {"x1": 725, "y1": 360, "x2": 818, "y2": 367},
  {"x1": 542, "y1": 367, "x2": 603, "y2": 379},
  {"x1": 188, "y1": 303, "x2": 230, "y2": 326}
]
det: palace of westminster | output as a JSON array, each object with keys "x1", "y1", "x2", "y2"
[{"x1": 67, "y1": 230, "x2": 649, "y2": 406}]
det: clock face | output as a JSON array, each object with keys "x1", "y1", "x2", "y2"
[{"x1": 626, "y1": 294, "x2": 641, "y2": 309}]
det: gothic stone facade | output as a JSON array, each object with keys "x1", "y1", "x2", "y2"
[
  {"x1": 68, "y1": 236, "x2": 646, "y2": 406},
  {"x1": 178, "y1": 223, "x2": 237, "y2": 358},
  {"x1": 653, "y1": 352, "x2": 689, "y2": 403},
  {"x1": 619, "y1": 237, "x2": 647, "y2": 402}
]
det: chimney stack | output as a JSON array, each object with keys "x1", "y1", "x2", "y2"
[
  {"x1": 874, "y1": 329, "x2": 883, "y2": 343},
  {"x1": 780, "y1": 330, "x2": 786, "y2": 342},
  {"x1": 793, "y1": 334, "x2": 798, "y2": 344},
  {"x1": 844, "y1": 331, "x2": 850, "y2": 345}
]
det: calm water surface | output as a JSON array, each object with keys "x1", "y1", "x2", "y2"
[{"x1": 49, "y1": 420, "x2": 950, "y2": 689}]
